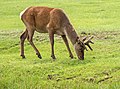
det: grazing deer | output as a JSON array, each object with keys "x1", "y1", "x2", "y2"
[{"x1": 20, "y1": 6, "x2": 94, "y2": 60}]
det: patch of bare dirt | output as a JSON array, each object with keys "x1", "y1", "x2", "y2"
[
  {"x1": 0, "y1": 30, "x2": 22, "y2": 38},
  {"x1": 81, "y1": 31, "x2": 120, "y2": 40}
]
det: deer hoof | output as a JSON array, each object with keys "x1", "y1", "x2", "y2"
[
  {"x1": 69, "y1": 55, "x2": 74, "y2": 59},
  {"x1": 51, "y1": 55, "x2": 56, "y2": 59},
  {"x1": 36, "y1": 53, "x2": 42, "y2": 59},
  {"x1": 21, "y1": 55, "x2": 26, "y2": 59},
  {"x1": 38, "y1": 54, "x2": 42, "y2": 59}
]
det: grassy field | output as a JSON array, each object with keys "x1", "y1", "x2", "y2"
[{"x1": 0, "y1": 0, "x2": 120, "y2": 89}]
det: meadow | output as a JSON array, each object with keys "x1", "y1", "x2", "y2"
[{"x1": 0, "y1": 0, "x2": 120, "y2": 89}]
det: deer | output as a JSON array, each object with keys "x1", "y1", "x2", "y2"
[{"x1": 20, "y1": 6, "x2": 94, "y2": 60}]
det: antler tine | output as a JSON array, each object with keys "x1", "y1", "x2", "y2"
[
  {"x1": 85, "y1": 36, "x2": 94, "y2": 44},
  {"x1": 84, "y1": 36, "x2": 94, "y2": 50},
  {"x1": 86, "y1": 44, "x2": 93, "y2": 50},
  {"x1": 87, "y1": 36, "x2": 94, "y2": 41},
  {"x1": 82, "y1": 36, "x2": 87, "y2": 42},
  {"x1": 85, "y1": 46, "x2": 88, "y2": 51},
  {"x1": 88, "y1": 36, "x2": 94, "y2": 44}
]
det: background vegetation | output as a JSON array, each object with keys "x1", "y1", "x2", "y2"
[{"x1": 0, "y1": 0, "x2": 120, "y2": 89}]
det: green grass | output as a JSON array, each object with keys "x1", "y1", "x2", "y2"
[
  {"x1": 0, "y1": 0, "x2": 120, "y2": 31},
  {"x1": 0, "y1": 0, "x2": 120, "y2": 89}
]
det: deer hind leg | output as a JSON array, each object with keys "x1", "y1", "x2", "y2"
[
  {"x1": 61, "y1": 35, "x2": 73, "y2": 58},
  {"x1": 27, "y1": 28, "x2": 42, "y2": 59},
  {"x1": 20, "y1": 29, "x2": 28, "y2": 58},
  {"x1": 48, "y1": 30, "x2": 56, "y2": 60}
]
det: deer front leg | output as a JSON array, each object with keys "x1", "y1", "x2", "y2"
[
  {"x1": 27, "y1": 29, "x2": 42, "y2": 59},
  {"x1": 48, "y1": 30, "x2": 56, "y2": 60},
  {"x1": 61, "y1": 35, "x2": 73, "y2": 58}
]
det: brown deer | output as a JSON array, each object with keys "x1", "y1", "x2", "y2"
[{"x1": 20, "y1": 6, "x2": 94, "y2": 60}]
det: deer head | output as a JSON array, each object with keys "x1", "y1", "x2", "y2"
[{"x1": 74, "y1": 36, "x2": 94, "y2": 60}]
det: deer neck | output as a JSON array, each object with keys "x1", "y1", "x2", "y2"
[{"x1": 64, "y1": 24, "x2": 78, "y2": 45}]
